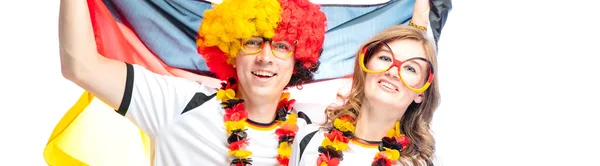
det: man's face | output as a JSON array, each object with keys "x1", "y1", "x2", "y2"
[{"x1": 235, "y1": 37, "x2": 296, "y2": 100}]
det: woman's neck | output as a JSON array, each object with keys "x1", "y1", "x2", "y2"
[{"x1": 353, "y1": 102, "x2": 403, "y2": 141}]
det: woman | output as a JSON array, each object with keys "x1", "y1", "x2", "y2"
[{"x1": 290, "y1": 25, "x2": 440, "y2": 166}]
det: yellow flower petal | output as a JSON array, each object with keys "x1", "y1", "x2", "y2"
[
  {"x1": 334, "y1": 118, "x2": 355, "y2": 133},
  {"x1": 394, "y1": 121, "x2": 401, "y2": 136},
  {"x1": 217, "y1": 89, "x2": 225, "y2": 101},
  {"x1": 383, "y1": 147, "x2": 400, "y2": 160},
  {"x1": 386, "y1": 121, "x2": 402, "y2": 137},
  {"x1": 278, "y1": 142, "x2": 292, "y2": 157},
  {"x1": 332, "y1": 139, "x2": 349, "y2": 151},
  {"x1": 228, "y1": 150, "x2": 252, "y2": 159},
  {"x1": 225, "y1": 89, "x2": 236, "y2": 99},
  {"x1": 224, "y1": 121, "x2": 247, "y2": 134},
  {"x1": 321, "y1": 134, "x2": 349, "y2": 151},
  {"x1": 321, "y1": 137, "x2": 333, "y2": 147},
  {"x1": 284, "y1": 113, "x2": 297, "y2": 125},
  {"x1": 280, "y1": 92, "x2": 290, "y2": 101},
  {"x1": 386, "y1": 128, "x2": 395, "y2": 137}
]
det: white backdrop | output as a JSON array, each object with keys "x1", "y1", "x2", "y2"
[{"x1": 1, "y1": 0, "x2": 599, "y2": 165}]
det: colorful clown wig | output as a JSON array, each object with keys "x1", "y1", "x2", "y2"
[{"x1": 196, "y1": 0, "x2": 327, "y2": 86}]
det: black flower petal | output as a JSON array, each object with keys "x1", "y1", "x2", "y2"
[
  {"x1": 318, "y1": 146, "x2": 344, "y2": 160},
  {"x1": 278, "y1": 135, "x2": 295, "y2": 144},
  {"x1": 275, "y1": 109, "x2": 288, "y2": 121},
  {"x1": 227, "y1": 77, "x2": 237, "y2": 86},
  {"x1": 222, "y1": 99, "x2": 245, "y2": 109},
  {"x1": 227, "y1": 130, "x2": 247, "y2": 144},
  {"x1": 379, "y1": 137, "x2": 403, "y2": 151},
  {"x1": 231, "y1": 158, "x2": 252, "y2": 166}
]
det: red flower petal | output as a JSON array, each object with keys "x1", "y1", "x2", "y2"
[
  {"x1": 373, "y1": 153, "x2": 393, "y2": 166},
  {"x1": 396, "y1": 135, "x2": 410, "y2": 148},
  {"x1": 326, "y1": 130, "x2": 349, "y2": 143},
  {"x1": 228, "y1": 140, "x2": 248, "y2": 151},
  {"x1": 317, "y1": 153, "x2": 330, "y2": 165},
  {"x1": 277, "y1": 98, "x2": 296, "y2": 112},
  {"x1": 224, "y1": 104, "x2": 247, "y2": 121},
  {"x1": 277, "y1": 156, "x2": 290, "y2": 166},
  {"x1": 276, "y1": 128, "x2": 295, "y2": 137},
  {"x1": 339, "y1": 115, "x2": 355, "y2": 123},
  {"x1": 328, "y1": 158, "x2": 340, "y2": 166}
]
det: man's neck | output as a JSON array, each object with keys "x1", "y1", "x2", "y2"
[
  {"x1": 241, "y1": 94, "x2": 281, "y2": 124},
  {"x1": 354, "y1": 101, "x2": 405, "y2": 141}
]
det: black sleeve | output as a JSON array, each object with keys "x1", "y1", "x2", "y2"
[
  {"x1": 116, "y1": 63, "x2": 134, "y2": 116},
  {"x1": 429, "y1": 0, "x2": 453, "y2": 45}
]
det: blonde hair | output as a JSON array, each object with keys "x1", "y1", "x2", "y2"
[{"x1": 324, "y1": 25, "x2": 440, "y2": 165}]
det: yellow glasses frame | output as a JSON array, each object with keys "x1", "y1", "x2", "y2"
[{"x1": 358, "y1": 40, "x2": 435, "y2": 93}]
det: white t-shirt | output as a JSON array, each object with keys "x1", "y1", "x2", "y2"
[
  {"x1": 119, "y1": 63, "x2": 310, "y2": 165},
  {"x1": 290, "y1": 124, "x2": 442, "y2": 166}
]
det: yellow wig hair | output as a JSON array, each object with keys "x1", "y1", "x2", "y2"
[{"x1": 197, "y1": 0, "x2": 282, "y2": 64}]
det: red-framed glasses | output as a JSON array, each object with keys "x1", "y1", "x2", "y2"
[{"x1": 358, "y1": 40, "x2": 435, "y2": 93}]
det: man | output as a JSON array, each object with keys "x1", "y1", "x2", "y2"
[{"x1": 58, "y1": 0, "x2": 326, "y2": 165}]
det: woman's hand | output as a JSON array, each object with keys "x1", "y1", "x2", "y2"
[{"x1": 411, "y1": 0, "x2": 430, "y2": 27}]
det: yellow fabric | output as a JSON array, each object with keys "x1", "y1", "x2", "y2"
[{"x1": 44, "y1": 91, "x2": 151, "y2": 166}]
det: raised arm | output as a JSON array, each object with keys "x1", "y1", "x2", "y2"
[
  {"x1": 59, "y1": 0, "x2": 126, "y2": 109},
  {"x1": 411, "y1": 0, "x2": 436, "y2": 44},
  {"x1": 412, "y1": 0, "x2": 430, "y2": 28}
]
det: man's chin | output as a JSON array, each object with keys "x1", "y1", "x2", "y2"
[{"x1": 245, "y1": 87, "x2": 284, "y2": 99}]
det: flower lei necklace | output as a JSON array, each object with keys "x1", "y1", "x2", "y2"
[
  {"x1": 317, "y1": 115, "x2": 410, "y2": 166},
  {"x1": 217, "y1": 78, "x2": 299, "y2": 166}
]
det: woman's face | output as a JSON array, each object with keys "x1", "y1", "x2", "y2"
[{"x1": 363, "y1": 39, "x2": 431, "y2": 111}]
